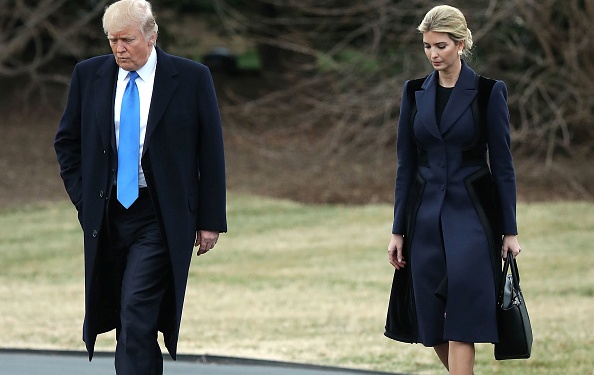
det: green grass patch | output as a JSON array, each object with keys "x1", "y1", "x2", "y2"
[{"x1": 0, "y1": 197, "x2": 592, "y2": 374}]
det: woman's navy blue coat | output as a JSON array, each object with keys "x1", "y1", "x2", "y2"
[{"x1": 386, "y1": 61, "x2": 518, "y2": 346}]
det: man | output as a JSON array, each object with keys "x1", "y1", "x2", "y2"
[{"x1": 54, "y1": 0, "x2": 227, "y2": 373}]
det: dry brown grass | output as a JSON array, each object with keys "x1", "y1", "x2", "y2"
[{"x1": 1, "y1": 197, "x2": 593, "y2": 374}]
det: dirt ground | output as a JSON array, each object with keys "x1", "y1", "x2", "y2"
[{"x1": 1, "y1": 81, "x2": 592, "y2": 210}]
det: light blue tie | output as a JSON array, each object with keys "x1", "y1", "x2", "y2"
[{"x1": 117, "y1": 71, "x2": 140, "y2": 209}]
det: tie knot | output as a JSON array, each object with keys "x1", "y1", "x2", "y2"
[{"x1": 128, "y1": 71, "x2": 139, "y2": 82}]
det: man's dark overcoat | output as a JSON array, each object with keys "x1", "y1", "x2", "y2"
[{"x1": 54, "y1": 47, "x2": 227, "y2": 360}]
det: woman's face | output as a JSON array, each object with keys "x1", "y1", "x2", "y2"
[{"x1": 423, "y1": 31, "x2": 463, "y2": 74}]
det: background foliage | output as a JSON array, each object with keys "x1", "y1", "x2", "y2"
[
  {"x1": 213, "y1": 0, "x2": 594, "y2": 165},
  {"x1": 0, "y1": 0, "x2": 592, "y2": 199}
]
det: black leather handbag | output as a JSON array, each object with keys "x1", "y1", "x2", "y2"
[{"x1": 494, "y1": 255, "x2": 533, "y2": 360}]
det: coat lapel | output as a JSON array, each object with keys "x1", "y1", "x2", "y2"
[
  {"x1": 415, "y1": 72, "x2": 441, "y2": 140},
  {"x1": 143, "y1": 47, "x2": 179, "y2": 156},
  {"x1": 439, "y1": 61, "x2": 477, "y2": 135},
  {"x1": 92, "y1": 57, "x2": 118, "y2": 152}
]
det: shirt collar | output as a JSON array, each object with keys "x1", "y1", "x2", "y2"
[{"x1": 117, "y1": 46, "x2": 157, "y2": 82}]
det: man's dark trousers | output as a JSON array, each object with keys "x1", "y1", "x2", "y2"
[{"x1": 108, "y1": 187, "x2": 171, "y2": 375}]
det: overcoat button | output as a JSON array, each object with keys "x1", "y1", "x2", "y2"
[
  {"x1": 440, "y1": 184, "x2": 445, "y2": 191},
  {"x1": 99, "y1": 190, "x2": 104, "y2": 198},
  {"x1": 92, "y1": 230, "x2": 98, "y2": 238}
]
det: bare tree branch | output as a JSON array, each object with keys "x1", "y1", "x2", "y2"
[
  {"x1": 214, "y1": 0, "x2": 593, "y2": 181},
  {"x1": 0, "y1": 0, "x2": 110, "y2": 107}
]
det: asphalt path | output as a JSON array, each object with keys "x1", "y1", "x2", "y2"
[{"x1": 0, "y1": 350, "x2": 403, "y2": 375}]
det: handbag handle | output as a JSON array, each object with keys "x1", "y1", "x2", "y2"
[{"x1": 499, "y1": 255, "x2": 521, "y2": 299}]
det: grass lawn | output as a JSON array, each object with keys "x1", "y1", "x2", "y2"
[{"x1": 0, "y1": 195, "x2": 592, "y2": 374}]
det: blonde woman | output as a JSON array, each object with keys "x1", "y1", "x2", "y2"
[{"x1": 385, "y1": 5, "x2": 521, "y2": 374}]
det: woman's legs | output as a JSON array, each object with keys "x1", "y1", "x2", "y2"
[
  {"x1": 434, "y1": 342, "x2": 449, "y2": 370},
  {"x1": 433, "y1": 341, "x2": 475, "y2": 375},
  {"x1": 448, "y1": 341, "x2": 475, "y2": 375}
]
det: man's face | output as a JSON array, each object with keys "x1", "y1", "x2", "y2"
[{"x1": 107, "y1": 26, "x2": 155, "y2": 71}]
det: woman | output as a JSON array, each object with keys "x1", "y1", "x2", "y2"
[{"x1": 385, "y1": 5, "x2": 522, "y2": 375}]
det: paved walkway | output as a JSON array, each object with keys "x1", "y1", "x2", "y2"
[{"x1": 0, "y1": 350, "x2": 401, "y2": 375}]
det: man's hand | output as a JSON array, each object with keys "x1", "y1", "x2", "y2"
[{"x1": 195, "y1": 230, "x2": 219, "y2": 256}]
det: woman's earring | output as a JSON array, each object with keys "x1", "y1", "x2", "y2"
[{"x1": 458, "y1": 50, "x2": 463, "y2": 56}]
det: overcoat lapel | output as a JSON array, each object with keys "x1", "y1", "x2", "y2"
[
  {"x1": 92, "y1": 58, "x2": 118, "y2": 152},
  {"x1": 439, "y1": 61, "x2": 477, "y2": 135},
  {"x1": 144, "y1": 47, "x2": 179, "y2": 155},
  {"x1": 414, "y1": 61, "x2": 478, "y2": 138},
  {"x1": 416, "y1": 72, "x2": 441, "y2": 140}
]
